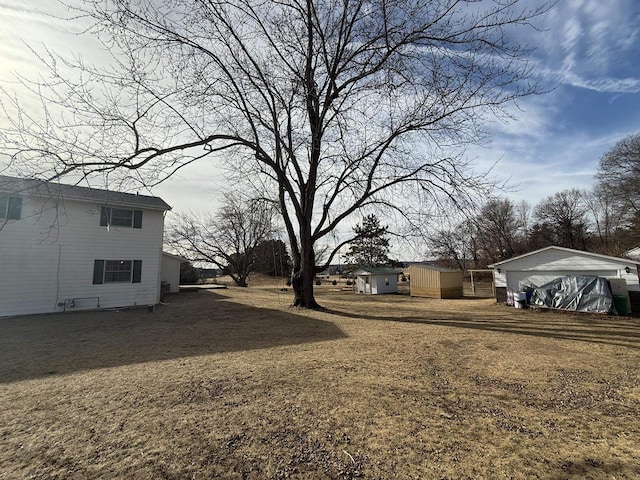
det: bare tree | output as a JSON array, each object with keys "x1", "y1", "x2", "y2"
[
  {"x1": 532, "y1": 189, "x2": 591, "y2": 250},
  {"x1": 428, "y1": 219, "x2": 477, "y2": 270},
  {"x1": 585, "y1": 185, "x2": 629, "y2": 255},
  {"x1": 596, "y1": 132, "x2": 640, "y2": 213},
  {"x1": 166, "y1": 196, "x2": 276, "y2": 287},
  {"x1": 429, "y1": 197, "x2": 529, "y2": 269},
  {"x1": 474, "y1": 197, "x2": 528, "y2": 265},
  {"x1": 0, "y1": 0, "x2": 552, "y2": 308},
  {"x1": 593, "y1": 132, "x2": 640, "y2": 253}
]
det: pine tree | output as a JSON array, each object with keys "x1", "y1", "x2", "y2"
[{"x1": 343, "y1": 215, "x2": 391, "y2": 268}]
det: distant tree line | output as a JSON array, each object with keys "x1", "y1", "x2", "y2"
[
  {"x1": 166, "y1": 194, "x2": 291, "y2": 287},
  {"x1": 170, "y1": 133, "x2": 639, "y2": 278},
  {"x1": 429, "y1": 132, "x2": 640, "y2": 268}
]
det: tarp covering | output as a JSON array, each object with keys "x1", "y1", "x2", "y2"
[{"x1": 530, "y1": 275, "x2": 615, "y2": 314}]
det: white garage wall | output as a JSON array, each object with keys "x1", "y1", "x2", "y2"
[
  {"x1": 507, "y1": 270, "x2": 618, "y2": 291},
  {"x1": 492, "y1": 247, "x2": 640, "y2": 292}
]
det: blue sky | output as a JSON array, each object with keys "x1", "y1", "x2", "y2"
[
  {"x1": 479, "y1": 0, "x2": 640, "y2": 203},
  {"x1": 1, "y1": 0, "x2": 639, "y2": 215}
]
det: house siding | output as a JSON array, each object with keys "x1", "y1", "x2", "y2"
[{"x1": 0, "y1": 194, "x2": 165, "y2": 317}]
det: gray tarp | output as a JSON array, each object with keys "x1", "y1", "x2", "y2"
[{"x1": 530, "y1": 275, "x2": 615, "y2": 314}]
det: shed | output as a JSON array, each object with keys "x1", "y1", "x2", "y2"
[
  {"x1": 192, "y1": 261, "x2": 219, "y2": 279},
  {"x1": 488, "y1": 246, "x2": 640, "y2": 312},
  {"x1": 161, "y1": 252, "x2": 188, "y2": 293},
  {"x1": 407, "y1": 264, "x2": 463, "y2": 299},
  {"x1": 352, "y1": 267, "x2": 402, "y2": 295}
]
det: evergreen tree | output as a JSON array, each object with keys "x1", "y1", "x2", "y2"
[
  {"x1": 252, "y1": 239, "x2": 292, "y2": 277},
  {"x1": 343, "y1": 215, "x2": 391, "y2": 267}
]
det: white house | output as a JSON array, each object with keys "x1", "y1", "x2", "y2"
[
  {"x1": 488, "y1": 246, "x2": 640, "y2": 311},
  {"x1": 352, "y1": 267, "x2": 402, "y2": 295},
  {"x1": 0, "y1": 175, "x2": 171, "y2": 317}
]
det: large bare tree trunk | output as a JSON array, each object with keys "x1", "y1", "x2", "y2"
[
  {"x1": 289, "y1": 207, "x2": 319, "y2": 308},
  {"x1": 291, "y1": 270, "x2": 318, "y2": 309},
  {"x1": 1, "y1": 0, "x2": 552, "y2": 310}
]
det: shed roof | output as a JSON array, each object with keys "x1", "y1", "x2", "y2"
[
  {"x1": 191, "y1": 261, "x2": 219, "y2": 270},
  {"x1": 162, "y1": 252, "x2": 189, "y2": 262},
  {"x1": 408, "y1": 264, "x2": 461, "y2": 273},
  {"x1": 352, "y1": 266, "x2": 403, "y2": 276},
  {"x1": 0, "y1": 175, "x2": 171, "y2": 211},
  {"x1": 488, "y1": 246, "x2": 640, "y2": 268}
]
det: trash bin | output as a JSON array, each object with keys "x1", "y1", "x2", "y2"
[
  {"x1": 514, "y1": 291, "x2": 527, "y2": 309},
  {"x1": 524, "y1": 288, "x2": 533, "y2": 305},
  {"x1": 160, "y1": 281, "x2": 171, "y2": 301},
  {"x1": 613, "y1": 295, "x2": 628, "y2": 316}
]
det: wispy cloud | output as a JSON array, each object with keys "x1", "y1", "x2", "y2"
[{"x1": 532, "y1": 0, "x2": 640, "y2": 93}]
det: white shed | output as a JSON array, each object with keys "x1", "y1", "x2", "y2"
[
  {"x1": 488, "y1": 246, "x2": 640, "y2": 310},
  {"x1": 352, "y1": 267, "x2": 402, "y2": 295},
  {"x1": 161, "y1": 252, "x2": 188, "y2": 293}
]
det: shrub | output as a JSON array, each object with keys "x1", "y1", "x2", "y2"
[
  {"x1": 316, "y1": 280, "x2": 322, "y2": 286},
  {"x1": 179, "y1": 262, "x2": 200, "y2": 285},
  {"x1": 332, "y1": 279, "x2": 337, "y2": 286},
  {"x1": 346, "y1": 280, "x2": 353, "y2": 286}
]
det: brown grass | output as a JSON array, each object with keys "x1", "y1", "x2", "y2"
[{"x1": 1, "y1": 285, "x2": 640, "y2": 479}]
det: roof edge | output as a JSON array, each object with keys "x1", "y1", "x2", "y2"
[
  {"x1": 488, "y1": 246, "x2": 640, "y2": 268},
  {"x1": 0, "y1": 175, "x2": 171, "y2": 211}
]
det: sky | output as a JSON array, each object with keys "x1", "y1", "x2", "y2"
[
  {"x1": 1, "y1": 0, "x2": 640, "y2": 256},
  {"x1": 477, "y1": 0, "x2": 640, "y2": 205}
]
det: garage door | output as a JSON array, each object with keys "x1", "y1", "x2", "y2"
[{"x1": 507, "y1": 270, "x2": 618, "y2": 291}]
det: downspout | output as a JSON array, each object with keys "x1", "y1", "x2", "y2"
[{"x1": 55, "y1": 244, "x2": 62, "y2": 311}]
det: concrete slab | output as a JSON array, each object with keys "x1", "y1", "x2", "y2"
[{"x1": 178, "y1": 284, "x2": 228, "y2": 292}]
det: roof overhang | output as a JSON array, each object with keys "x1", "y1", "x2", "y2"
[
  {"x1": 0, "y1": 175, "x2": 172, "y2": 211},
  {"x1": 488, "y1": 246, "x2": 640, "y2": 269},
  {"x1": 162, "y1": 251, "x2": 189, "y2": 262}
]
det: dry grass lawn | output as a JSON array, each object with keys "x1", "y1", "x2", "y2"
[{"x1": 1, "y1": 283, "x2": 640, "y2": 479}]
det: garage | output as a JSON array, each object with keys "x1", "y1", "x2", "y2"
[{"x1": 489, "y1": 246, "x2": 640, "y2": 312}]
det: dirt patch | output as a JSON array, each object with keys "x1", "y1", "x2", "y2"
[{"x1": 1, "y1": 288, "x2": 639, "y2": 479}]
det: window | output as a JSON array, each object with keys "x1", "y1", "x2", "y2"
[
  {"x1": 385, "y1": 277, "x2": 390, "y2": 286},
  {"x1": 105, "y1": 260, "x2": 132, "y2": 282},
  {"x1": 100, "y1": 207, "x2": 142, "y2": 228},
  {"x1": 93, "y1": 260, "x2": 142, "y2": 284},
  {"x1": 0, "y1": 196, "x2": 22, "y2": 220}
]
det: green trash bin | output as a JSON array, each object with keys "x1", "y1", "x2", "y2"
[{"x1": 613, "y1": 295, "x2": 628, "y2": 316}]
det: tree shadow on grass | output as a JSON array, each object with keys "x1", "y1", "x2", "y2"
[
  {"x1": 0, "y1": 291, "x2": 347, "y2": 384},
  {"x1": 322, "y1": 303, "x2": 640, "y2": 351}
]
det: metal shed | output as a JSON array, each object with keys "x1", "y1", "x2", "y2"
[{"x1": 407, "y1": 264, "x2": 464, "y2": 299}]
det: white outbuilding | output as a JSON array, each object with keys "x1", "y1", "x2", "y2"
[
  {"x1": 488, "y1": 246, "x2": 640, "y2": 312},
  {"x1": 161, "y1": 252, "x2": 188, "y2": 294},
  {"x1": 352, "y1": 267, "x2": 402, "y2": 295}
]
